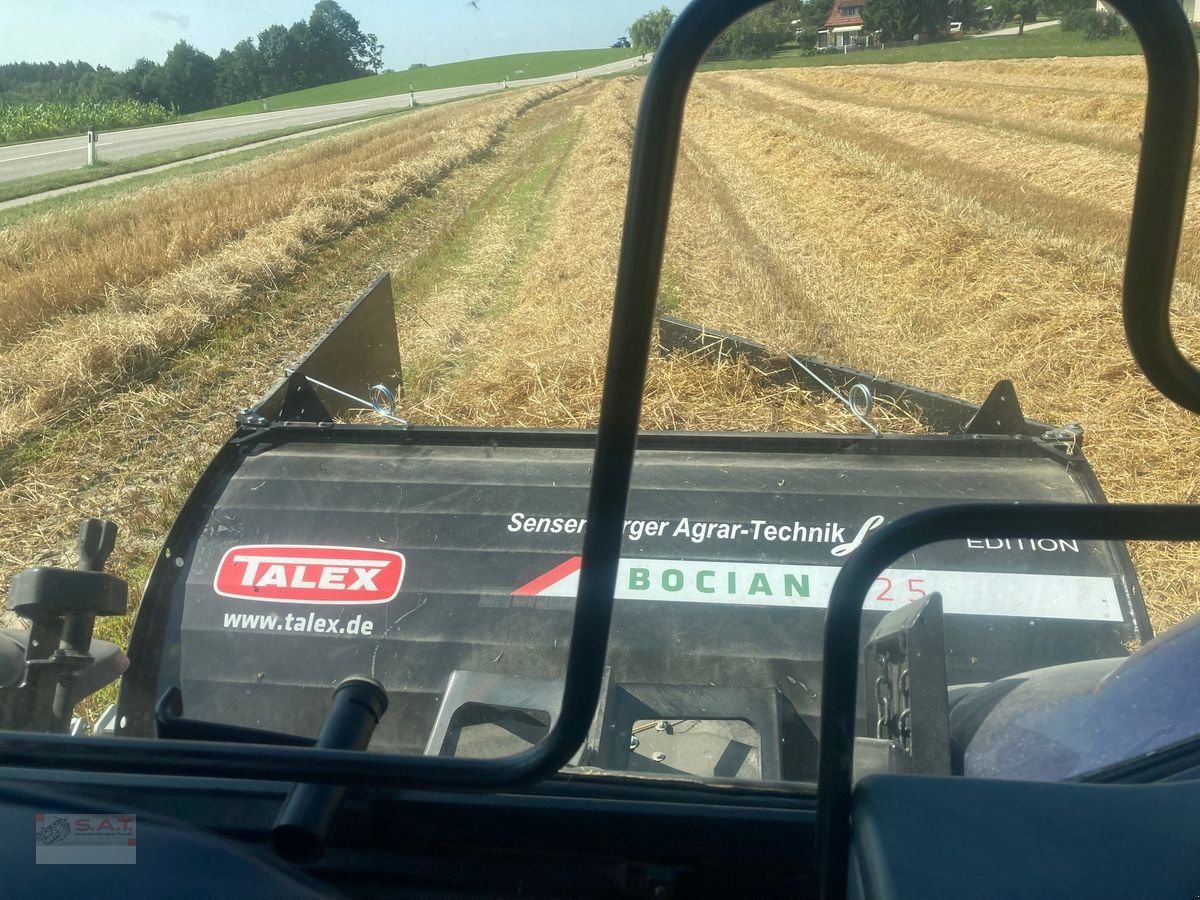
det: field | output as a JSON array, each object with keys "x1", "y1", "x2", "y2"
[
  {"x1": 184, "y1": 48, "x2": 641, "y2": 121},
  {"x1": 702, "y1": 23, "x2": 1142, "y2": 73},
  {"x1": 0, "y1": 98, "x2": 172, "y2": 143},
  {"x1": 2, "y1": 55, "x2": 1199, "y2": 680}
]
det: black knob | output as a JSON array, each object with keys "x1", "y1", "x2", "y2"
[{"x1": 77, "y1": 519, "x2": 118, "y2": 572}]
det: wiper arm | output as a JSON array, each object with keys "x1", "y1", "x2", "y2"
[{"x1": 155, "y1": 686, "x2": 316, "y2": 747}]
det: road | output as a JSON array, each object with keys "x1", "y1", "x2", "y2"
[
  {"x1": 967, "y1": 19, "x2": 1060, "y2": 38},
  {"x1": 0, "y1": 54, "x2": 650, "y2": 184}
]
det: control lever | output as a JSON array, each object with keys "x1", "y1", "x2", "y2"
[
  {"x1": 271, "y1": 676, "x2": 388, "y2": 863},
  {"x1": 52, "y1": 520, "x2": 120, "y2": 724},
  {"x1": 77, "y1": 518, "x2": 118, "y2": 572},
  {"x1": 1, "y1": 519, "x2": 128, "y2": 733}
]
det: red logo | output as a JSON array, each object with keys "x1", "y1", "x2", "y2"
[{"x1": 214, "y1": 545, "x2": 405, "y2": 604}]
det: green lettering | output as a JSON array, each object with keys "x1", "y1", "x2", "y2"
[
  {"x1": 749, "y1": 572, "x2": 773, "y2": 596},
  {"x1": 697, "y1": 570, "x2": 716, "y2": 594},
  {"x1": 629, "y1": 568, "x2": 650, "y2": 590},
  {"x1": 663, "y1": 569, "x2": 684, "y2": 592},
  {"x1": 784, "y1": 573, "x2": 810, "y2": 598}
]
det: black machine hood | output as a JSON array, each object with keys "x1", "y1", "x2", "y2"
[
  {"x1": 116, "y1": 274, "x2": 1149, "y2": 782},
  {"x1": 119, "y1": 426, "x2": 1146, "y2": 777}
]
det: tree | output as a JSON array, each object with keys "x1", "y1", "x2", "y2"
[
  {"x1": 864, "y1": 0, "x2": 950, "y2": 42},
  {"x1": 0, "y1": 1, "x2": 384, "y2": 112},
  {"x1": 709, "y1": 5, "x2": 794, "y2": 59},
  {"x1": 307, "y1": 0, "x2": 375, "y2": 83},
  {"x1": 1039, "y1": 0, "x2": 1090, "y2": 15},
  {"x1": 124, "y1": 57, "x2": 167, "y2": 106},
  {"x1": 629, "y1": 6, "x2": 676, "y2": 51},
  {"x1": 796, "y1": 0, "x2": 836, "y2": 31},
  {"x1": 864, "y1": 0, "x2": 916, "y2": 42},
  {"x1": 215, "y1": 39, "x2": 262, "y2": 105},
  {"x1": 77, "y1": 66, "x2": 127, "y2": 102},
  {"x1": 361, "y1": 33, "x2": 385, "y2": 74},
  {"x1": 947, "y1": 0, "x2": 984, "y2": 28},
  {"x1": 991, "y1": 0, "x2": 1040, "y2": 34},
  {"x1": 258, "y1": 23, "x2": 307, "y2": 94},
  {"x1": 287, "y1": 21, "x2": 316, "y2": 88},
  {"x1": 160, "y1": 40, "x2": 217, "y2": 113}
]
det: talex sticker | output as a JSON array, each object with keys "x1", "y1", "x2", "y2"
[{"x1": 214, "y1": 545, "x2": 405, "y2": 604}]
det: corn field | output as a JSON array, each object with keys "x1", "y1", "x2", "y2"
[{"x1": 0, "y1": 99, "x2": 172, "y2": 143}]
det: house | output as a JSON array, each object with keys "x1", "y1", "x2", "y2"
[
  {"x1": 1097, "y1": 0, "x2": 1198, "y2": 20},
  {"x1": 818, "y1": 0, "x2": 870, "y2": 49}
]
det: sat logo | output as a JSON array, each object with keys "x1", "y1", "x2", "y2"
[{"x1": 214, "y1": 545, "x2": 405, "y2": 604}]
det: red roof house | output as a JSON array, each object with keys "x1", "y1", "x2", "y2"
[{"x1": 818, "y1": 0, "x2": 869, "y2": 48}]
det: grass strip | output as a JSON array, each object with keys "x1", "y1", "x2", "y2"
[
  {"x1": 184, "y1": 48, "x2": 639, "y2": 121},
  {"x1": 0, "y1": 108, "x2": 406, "y2": 205},
  {"x1": 699, "y1": 25, "x2": 1141, "y2": 74}
]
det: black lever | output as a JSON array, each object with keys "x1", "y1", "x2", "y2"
[
  {"x1": 1, "y1": 518, "x2": 128, "y2": 733},
  {"x1": 154, "y1": 686, "x2": 316, "y2": 746},
  {"x1": 77, "y1": 518, "x2": 118, "y2": 573},
  {"x1": 52, "y1": 520, "x2": 123, "y2": 724},
  {"x1": 271, "y1": 675, "x2": 388, "y2": 863}
]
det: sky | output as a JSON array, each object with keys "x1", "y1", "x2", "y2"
[{"x1": 0, "y1": 1, "x2": 685, "y2": 71}]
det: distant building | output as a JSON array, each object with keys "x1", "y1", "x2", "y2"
[
  {"x1": 818, "y1": 0, "x2": 871, "y2": 49},
  {"x1": 1096, "y1": 0, "x2": 1197, "y2": 20}
]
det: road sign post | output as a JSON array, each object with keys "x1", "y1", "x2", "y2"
[{"x1": 86, "y1": 128, "x2": 97, "y2": 166}]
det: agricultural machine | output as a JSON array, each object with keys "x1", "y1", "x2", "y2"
[{"x1": 1, "y1": 0, "x2": 1198, "y2": 897}]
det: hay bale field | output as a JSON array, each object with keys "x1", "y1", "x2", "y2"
[{"x1": 2, "y1": 55, "x2": 1198, "y2": 658}]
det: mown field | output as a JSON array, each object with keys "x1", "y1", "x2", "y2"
[{"x1": 2, "y1": 55, "x2": 1198, "y2": 682}]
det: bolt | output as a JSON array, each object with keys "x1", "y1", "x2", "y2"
[
  {"x1": 652, "y1": 751, "x2": 666, "y2": 762},
  {"x1": 629, "y1": 736, "x2": 640, "y2": 751},
  {"x1": 655, "y1": 719, "x2": 667, "y2": 732}
]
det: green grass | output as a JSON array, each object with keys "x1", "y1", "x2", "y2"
[
  {"x1": 398, "y1": 115, "x2": 580, "y2": 391},
  {"x1": 184, "y1": 48, "x2": 639, "y2": 121},
  {"x1": 0, "y1": 109, "x2": 404, "y2": 206},
  {"x1": 700, "y1": 25, "x2": 1142, "y2": 73},
  {"x1": 0, "y1": 112, "x2": 409, "y2": 228}
]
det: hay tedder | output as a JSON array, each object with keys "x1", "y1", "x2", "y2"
[{"x1": 1, "y1": 1, "x2": 1199, "y2": 897}]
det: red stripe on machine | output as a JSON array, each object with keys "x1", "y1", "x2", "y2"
[{"x1": 512, "y1": 556, "x2": 583, "y2": 596}]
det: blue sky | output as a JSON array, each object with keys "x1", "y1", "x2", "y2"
[{"x1": 0, "y1": 1, "x2": 684, "y2": 70}]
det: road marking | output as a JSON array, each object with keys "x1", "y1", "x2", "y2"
[{"x1": 0, "y1": 145, "x2": 83, "y2": 162}]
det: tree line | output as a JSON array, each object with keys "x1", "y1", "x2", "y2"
[
  {"x1": 0, "y1": 1, "x2": 382, "y2": 115},
  {"x1": 628, "y1": 0, "x2": 1101, "y2": 59},
  {"x1": 867, "y1": 0, "x2": 1097, "y2": 42},
  {"x1": 628, "y1": 3, "x2": 814, "y2": 59}
]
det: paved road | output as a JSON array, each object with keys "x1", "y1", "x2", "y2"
[
  {"x1": 0, "y1": 54, "x2": 650, "y2": 184},
  {"x1": 967, "y1": 19, "x2": 1060, "y2": 38}
]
